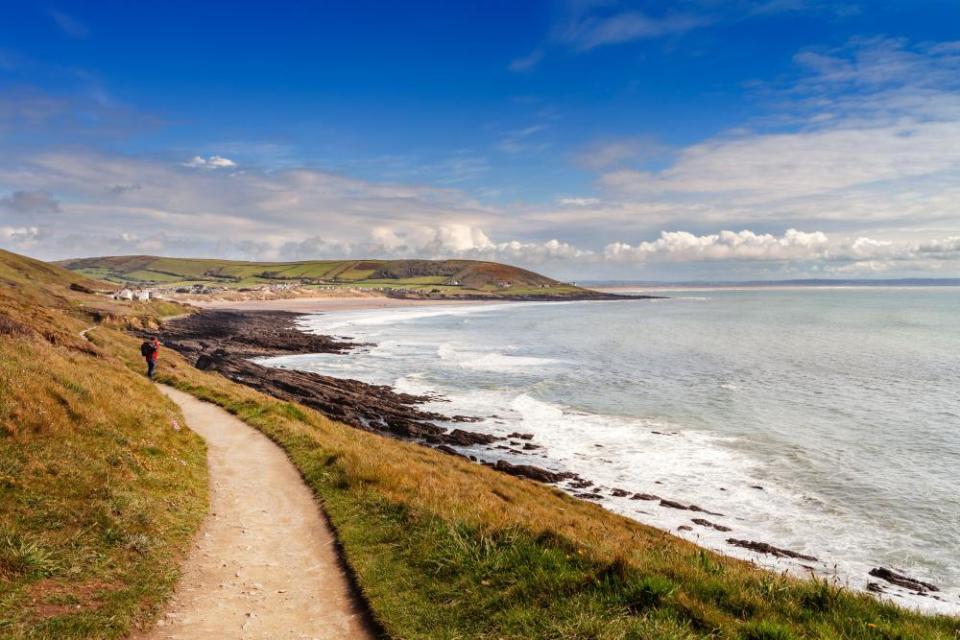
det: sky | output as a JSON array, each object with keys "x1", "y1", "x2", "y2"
[{"x1": 1, "y1": 0, "x2": 959, "y2": 280}]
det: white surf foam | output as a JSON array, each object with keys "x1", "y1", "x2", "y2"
[{"x1": 261, "y1": 299, "x2": 960, "y2": 616}]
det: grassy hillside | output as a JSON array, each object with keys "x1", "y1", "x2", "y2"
[
  {"x1": 108, "y1": 325, "x2": 959, "y2": 639},
  {"x1": 3, "y1": 248, "x2": 958, "y2": 639},
  {"x1": 55, "y1": 255, "x2": 595, "y2": 298},
  {"x1": 0, "y1": 250, "x2": 207, "y2": 639}
]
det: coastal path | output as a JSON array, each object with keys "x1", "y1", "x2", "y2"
[{"x1": 133, "y1": 385, "x2": 375, "y2": 640}]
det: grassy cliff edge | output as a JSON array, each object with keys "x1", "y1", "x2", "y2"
[
  {"x1": 0, "y1": 250, "x2": 207, "y2": 638},
  {"x1": 1, "y1": 249, "x2": 958, "y2": 639}
]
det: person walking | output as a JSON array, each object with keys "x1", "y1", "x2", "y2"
[{"x1": 141, "y1": 336, "x2": 161, "y2": 378}]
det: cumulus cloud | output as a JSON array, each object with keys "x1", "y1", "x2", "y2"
[
  {"x1": 0, "y1": 225, "x2": 50, "y2": 252},
  {"x1": 183, "y1": 155, "x2": 238, "y2": 169},
  {"x1": 604, "y1": 229, "x2": 831, "y2": 262},
  {"x1": 602, "y1": 229, "x2": 960, "y2": 270},
  {"x1": 0, "y1": 190, "x2": 60, "y2": 214},
  {"x1": 0, "y1": 226, "x2": 45, "y2": 242}
]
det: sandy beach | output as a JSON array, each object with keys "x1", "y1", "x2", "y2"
[{"x1": 191, "y1": 295, "x2": 493, "y2": 313}]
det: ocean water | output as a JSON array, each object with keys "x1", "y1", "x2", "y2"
[{"x1": 260, "y1": 288, "x2": 960, "y2": 614}]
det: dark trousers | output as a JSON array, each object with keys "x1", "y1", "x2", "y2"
[{"x1": 147, "y1": 359, "x2": 156, "y2": 378}]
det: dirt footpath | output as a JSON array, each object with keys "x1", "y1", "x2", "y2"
[{"x1": 134, "y1": 385, "x2": 376, "y2": 640}]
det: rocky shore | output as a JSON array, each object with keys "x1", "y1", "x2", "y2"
[
  {"x1": 153, "y1": 309, "x2": 945, "y2": 605},
  {"x1": 154, "y1": 311, "x2": 491, "y2": 445}
]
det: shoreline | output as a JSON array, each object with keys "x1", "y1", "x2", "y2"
[
  {"x1": 155, "y1": 301, "x2": 957, "y2": 616},
  {"x1": 191, "y1": 295, "x2": 499, "y2": 313}
]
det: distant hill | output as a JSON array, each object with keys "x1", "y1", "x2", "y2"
[{"x1": 55, "y1": 255, "x2": 607, "y2": 299}]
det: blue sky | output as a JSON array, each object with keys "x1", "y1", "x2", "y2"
[{"x1": 1, "y1": 0, "x2": 959, "y2": 279}]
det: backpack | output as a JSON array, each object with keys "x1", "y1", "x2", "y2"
[{"x1": 140, "y1": 341, "x2": 157, "y2": 357}]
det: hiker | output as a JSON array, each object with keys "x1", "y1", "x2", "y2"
[{"x1": 141, "y1": 336, "x2": 160, "y2": 378}]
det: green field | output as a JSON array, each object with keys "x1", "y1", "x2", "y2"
[{"x1": 55, "y1": 255, "x2": 596, "y2": 299}]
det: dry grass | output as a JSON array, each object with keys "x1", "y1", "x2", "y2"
[
  {"x1": 0, "y1": 252, "x2": 207, "y2": 639},
  {"x1": 2, "y1": 248, "x2": 958, "y2": 639},
  {"x1": 94, "y1": 326, "x2": 960, "y2": 639}
]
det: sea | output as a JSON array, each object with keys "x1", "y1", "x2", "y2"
[{"x1": 259, "y1": 287, "x2": 960, "y2": 615}]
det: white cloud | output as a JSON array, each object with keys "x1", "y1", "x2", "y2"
[
  {"x1": 2, "y1": 37, "x2": 960, "y2": 279},
  {"x1": 604, "y1": 229, "x2": 830, "y2": 262},
  {"x1": 575, "y1": 136, "x2": 671, "y2": 171},
  {"x1": 559, "y1": 10, "x2": 708, "y2": 51},
  {"x1": 593, "y1": 38, "x2": 960, "y2": 229},
  {"x1": 183, "y1": 155, "x2": 238, "y2": 169},
  {"x1": 0, "y1": 225, "x2": 49, "y2": 252},
  {"x1": 602, "y1": 229, "x2": 960, "y2": 268},
  {"x1": 558, "y1": 197, "x2": 601, "y2": 207},
  {"x1": 600, "y1": 120, "x2": 960, "y2": 201},
  {"x1": 497, "y1": 124, "x2": 549, "y2": 155},
  {"x1": 0, "y1": 226, "x2": 45, "y2": 242}
]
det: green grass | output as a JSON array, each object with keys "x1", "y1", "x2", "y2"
[
  {"x1": 0, "y1": 250, "x2": 208, "y2": 639},
  {"x1": 55, "y1": 255, "x2": 599, "y2": 299},
  {"x1": 6, "y1": 248, "x2": 958, "y2": 639},
  {"x1": 90, "y1": 326, "x2": 957, "y2": 640}
]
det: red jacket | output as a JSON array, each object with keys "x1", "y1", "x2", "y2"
[{"x1": 148, "y1": 341, "x2": 160, "y2": 362}]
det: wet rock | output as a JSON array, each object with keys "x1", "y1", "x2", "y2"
[
  {"x1": 610, "y1": 488, "x2": 631, "y2": 497},
  {"x1": 687, "y1": 504, "x2": 725, "y2": 517},
  {"x1": 657, "y1": 498, "x2": 724, "y2": 516},
  {"x1": 751, "y1": 485, "x2": 764, "y2": 490},
  {"x1": 574, "y1": 492, "x2": 604, "y2": 501},
  {"x1": 677, "y1": 525, "x2": 693, "y2": 531},
  {"x1": 162, "y1": 310, "x2": 355, "y2": 357},
  {"x1": 434, "y1": 445, "x2": 465, "y2": 458},
  {"x1": 868, "y1": 567, "x2": 939, "y2": 593},
  {"x1": 631, "y1": 493, "x2": 660, "y2": 501},
  {"x1": 568, "y1": 479, "x2": 594, "y2": 489},
  {"x1": 522, "y1": 442, "x2": 542, "y2": 450},
  {"x1": 493, "y1": 460, "x2": 573, "y2": 484},
  {"x1": 691, "y1": 518, "x2": 732, "y2": 532},
  {"x1": 156, "y1": 311, "x2": 493, "y2": 444},
  {"x1": 866, "y1": 582, "x2": 885, "y2": 594},
  {"x1": 441, "y1": 429, "x2": 498, "y2": 446},
  {"x1": 507, "y1": 432, "x2": 534, "y2": 440},
  {"x1": 726, "y1": 539, "x2": 818, "y2": 562}
]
